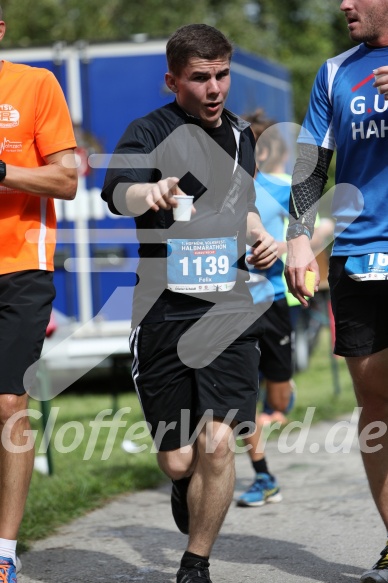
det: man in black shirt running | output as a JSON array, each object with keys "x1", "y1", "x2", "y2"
[{"x1": 102, "y1": 23, "x2": 277, "y2": 583}]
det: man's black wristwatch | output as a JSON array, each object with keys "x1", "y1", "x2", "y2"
[
  {"x1": 286, "y1": 223, "x2": 312, "y2": 241},
  {"x1": 0, "y1": 161, "x2": 6, "y2": 182}
]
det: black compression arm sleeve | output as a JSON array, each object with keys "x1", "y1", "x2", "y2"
[{"x1": 289, "y1": 144, "x2": 333, "y2": 234}]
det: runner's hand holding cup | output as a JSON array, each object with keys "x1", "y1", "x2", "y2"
[{"x1": 145, "y1": 177, "x2": 195, "y2": 219}]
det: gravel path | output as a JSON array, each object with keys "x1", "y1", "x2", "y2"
[{"x1": 18, "y1": 414, "x2": 381, "y2": 582}]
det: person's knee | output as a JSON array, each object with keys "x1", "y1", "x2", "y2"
[
  {"x1": 266, "y1": 381, "x2": 292, "y2": 412},
  {"x1": 158, "y1": 447, "x2": 195, "y2": 480},
  {"x1": 356, "y1": 389, "x2": 388, "y2": 417},
  {"x1": 0, "y1": 394, "x2": 33, "y2": 453},
  {"x1": 348, "y1": 356, "x2": 388, "y2": 410},
  {"x1": 197, "y1": 423, "x2": 235, "y2": 467},
  {"x1": 0, "y1": 393, "x2": 29, "y2": 427}
]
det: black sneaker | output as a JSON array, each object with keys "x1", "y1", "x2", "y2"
[
  {"x1": 176, "y1": 565, "x2": 212, "y2": 582},
  {"x1": 171, "y1": 477, "x2": 191, "y2": 534}
]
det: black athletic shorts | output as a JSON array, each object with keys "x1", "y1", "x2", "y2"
[
  {"x1": 130, "y1": 312, "x2": 261, "y2": 451},
  {"x1": 258, "y1": 298, "x2": 293, "y2": 382},
  {"x1": 0, "y1": 270, "x2": 55, "y2": 394},
  {"x1": 329, "y1": 256, "x2": 388, "y2": 357}
]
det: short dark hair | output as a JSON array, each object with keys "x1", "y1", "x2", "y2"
[{"x1": 166, "y1": 24, "x2": 233, "y2": 76}]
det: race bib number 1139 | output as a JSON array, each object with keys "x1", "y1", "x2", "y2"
[{"x1": 167, "y1": 236, "x2": 238, "y2": 293}]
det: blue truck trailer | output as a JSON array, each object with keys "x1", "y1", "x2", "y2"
[{"x1": 1, "y1": 40, "x2": 293, "y2": 383}]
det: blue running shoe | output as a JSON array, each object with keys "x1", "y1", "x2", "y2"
[
  {"x1": 237, "y1": 473, "x2": 282, "y2": 507},
  {"x1": 0, "y1": 556, "x2": 17, "y2": 582}
]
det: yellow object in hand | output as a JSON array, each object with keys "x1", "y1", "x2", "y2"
[{"x1": 305, "y1": 271, "x2": 316, "y2": 296}]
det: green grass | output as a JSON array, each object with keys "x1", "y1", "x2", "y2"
[
  {"x1": 20, "y1": 391, "x2": 163, "y2": 551},
  {"x1": 19, "y1": 327, "x2": 356, "y2": 551}
]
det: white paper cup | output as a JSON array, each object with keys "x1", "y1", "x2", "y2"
[{"x1": 172, "y1": 195, "x2": 194, "y2": 222}]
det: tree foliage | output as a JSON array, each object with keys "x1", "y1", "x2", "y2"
[{"x1": 0, "y1": 0, "x2": 355, "y2": 122}]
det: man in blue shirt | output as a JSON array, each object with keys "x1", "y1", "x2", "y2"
[{"x1": 285, "y1": 2, "x2": 388, "y2": 581}]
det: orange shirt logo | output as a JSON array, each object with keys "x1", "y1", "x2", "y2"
[{"x1": 0, "y1": 104, "x2": 20, "y2": 128}]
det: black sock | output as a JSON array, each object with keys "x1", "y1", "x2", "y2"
[
  {"x1": 252, "y1": 458, "x2": 271, "y2": 476},
  {"x1": 181, "y1": 551, "x2": 209, "y2": 569}
]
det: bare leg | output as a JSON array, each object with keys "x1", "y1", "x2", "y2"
[
  {"x1": 158, "y1": 420, "x2": 235, "y2": 557},
  {"x1": 187, "y1": 421, "x2": 235, "y2": 557},
  {"x1": 347, "y1": 348, "x2": 388, "y2": 529},
  {"x1": 243, "y1": 379, "x2": 293, "y2": 464},
  {"x1": 243, "y1": 412, "x2": 265, "y2": 463},
  {"x1": 0, "y1": 393, "x2": 34, "y2": 539}
]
